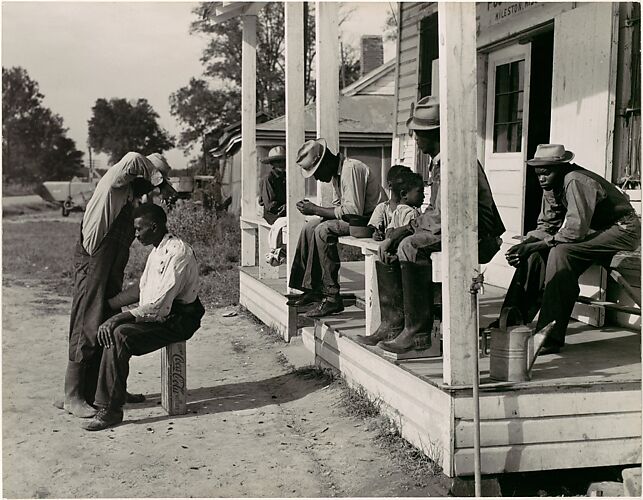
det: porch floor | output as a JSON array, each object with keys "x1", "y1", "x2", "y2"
[{"x1": 242, "y1": 261, "x2": 641, "y2": 391}]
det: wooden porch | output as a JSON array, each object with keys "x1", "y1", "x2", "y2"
[{"x1": 240, "y1": 261, "x2": 642, "y2": 478}]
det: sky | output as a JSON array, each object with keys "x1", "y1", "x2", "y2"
[{"x1": 2, "y1": 1, "x2": 396, "y2": 171}]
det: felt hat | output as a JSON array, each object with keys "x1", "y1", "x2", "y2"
[
  {"x1": 146, "y1": 153, "x2": 174, "y2": 188},
  {"x1": 526, "y1": 144, "x2": 575, "y2": 167},
  {"x1": 406, "y1": 96, "x2": 440, "y2": 131},
  {"x1": 261, "y1": 146, "x2": 287, "y2": 164},
  {"x1": 296, "y1": 138, "x2": 328, "y2": 178}
]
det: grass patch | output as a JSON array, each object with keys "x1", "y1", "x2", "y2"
[
  {"x1": 2, "y1": 201, "x2": 241, "y2": 308},
  {"x1": 3, "y1": 181, "x2": 38, "y2": 197},
  {"x1": 292, "y1": 365, "x2": 336, "y2": 385}
]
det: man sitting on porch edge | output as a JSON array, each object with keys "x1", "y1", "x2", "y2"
[
  {"x1": 488, "y1": 143, "x2": 640, "y2": 355},
  {"x1": 287, "y1": 138, "x2": 386, "y2": 318},
  {"x1": 82, "y1": 203, "x2": 205, "y2": 431},
  {"x1": 364, "y1": 96, "x2": 506, "y2": 354}
]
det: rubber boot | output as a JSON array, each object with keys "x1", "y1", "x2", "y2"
[
  {"x1": 356, "y1": 260, "x2": 404, "y2": 346},
  {"x1": 63, "y1": 361, "x2": 97, "y2": 418},
  {"x1": 378, "y1": 261, "x2": 433, "y2": 354}
]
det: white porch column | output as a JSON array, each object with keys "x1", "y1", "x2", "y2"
[
  {"x1": 285, "y1": 2, "x2": 306, "y2": 285},
  {"x1": 240, "y1": 13, "x2": 257, "y2": 266},
  {"x1": 438, "y1": 3, "x2": 478, "y2": 386},
  {"x1": 315, "y1": 1, "x2": 339, "y2": 206}
]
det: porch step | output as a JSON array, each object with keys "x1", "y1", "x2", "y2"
[{"x1": 577, "y1": 296, "x2": 641, "y2": 316}]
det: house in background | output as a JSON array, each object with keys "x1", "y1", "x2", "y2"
[
  {"x1": 211, "y1": 36, "x2": 396, "y2": 218},
  {"x1": 208, "y1": 1, "x2": 641, "y2": 484}
]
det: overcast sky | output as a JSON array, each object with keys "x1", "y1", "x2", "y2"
[{"x1": 2, "y1": 1, "x2": 395, "y2": 171}]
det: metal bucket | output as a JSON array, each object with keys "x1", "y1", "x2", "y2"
[{"x1": 489, "y1": 308, "x2": 532, "y2": 382}]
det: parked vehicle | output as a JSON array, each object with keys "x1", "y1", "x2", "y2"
[{"x1": 38, "y1": 174, "x2": 99, "y2": 217}]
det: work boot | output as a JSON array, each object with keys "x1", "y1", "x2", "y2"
[
  {"x1": 356, "y1": 260, "x2": 404, "y2": 346},
  {"x1": 81, "y1": 407, "x2": 124, "y2": 431},
  {"x1": 62, "y1": 361, "x2": 97, "y2": 418},
  {"x1": 378, "y1": 262, "x2": 433, "y2": 354}
]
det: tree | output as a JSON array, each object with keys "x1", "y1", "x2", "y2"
[
  {"x1": 2, "y1": 66, "x2": 84, "y2": 182},
  {"x1": 169, "y1": 78, "x2": 240, "y2": 171},
  {"x1": 87, "y1": 98, "x2": 174, "y2": 164}
]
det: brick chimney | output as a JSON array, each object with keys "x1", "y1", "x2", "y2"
[{"x1": 360, "y1": 35, "x2": 384, "y2": 76}]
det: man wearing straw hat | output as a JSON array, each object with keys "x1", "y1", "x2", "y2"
[
  {"x1": 371, "y1": 96, "x2": 505, "y2": 354},
  {"x1": 287, "y1": 138, "x2": 386, "y2": 317},
  {"x1": 489, "y1": 144, "x2": 640, "y2": 354}
]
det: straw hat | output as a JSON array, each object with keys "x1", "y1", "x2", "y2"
[
  {"x1": 526, "y1": 144, "x2": 575, "y2": 167},
  {"x1": 261, "y1": 146, "x2": 287, "y2": 164},
  {"x1": 406, "y1": 96, "x2": 440, "y2": 131},
  {"x1": 296, "y1": 138, "x2": 328, "y2": 178}
]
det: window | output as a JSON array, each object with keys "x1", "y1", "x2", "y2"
[
  {"x1": 418, "y1": 14, "x2": 439, "y2": 98},
  {"x1": 493, "y1": 60, "x2": 525, "y2": 153}
]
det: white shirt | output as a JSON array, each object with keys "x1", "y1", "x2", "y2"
[
  {"x1": 82, "y1": 152, "x2": 153, "y2": 255},
  {"x1": 130, "y1": 234, "x2": 200, "y2": 323}
]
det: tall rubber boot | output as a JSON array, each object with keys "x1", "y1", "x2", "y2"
[
  {"x1": 356, "y1": 260, "x2": 404, "y2": 346},
  {"x1": 63, "y1": 361, "x2": 97, "y2": 418},
  {"x1": 378, "y1": 261, "x2": 433, "y2": 354}
]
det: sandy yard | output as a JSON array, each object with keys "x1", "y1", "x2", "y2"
[{"x1": 2, "y1": 275, "x2": 450, "y2": 498}]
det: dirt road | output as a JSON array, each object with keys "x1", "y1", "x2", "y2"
[{"x1": 2, "y1": 278, "x2": 449, "y2": 498}]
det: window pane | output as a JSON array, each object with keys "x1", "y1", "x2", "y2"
[{"x1": 493, "y1": 58, "x2": 525, "y2": 153}]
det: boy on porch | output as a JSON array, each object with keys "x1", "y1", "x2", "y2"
[
  {"x1": 364, "y1": 96, "x2": 505, "y2": 354},
  {"x1": 287, "y1": 138, "x2": 386, "y2": 318},
  {"x1": 489, "y1": 144, "x2": 640, "y2": 355}
]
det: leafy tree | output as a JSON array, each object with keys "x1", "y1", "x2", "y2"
[
  {"x1": 2, "y1": 66, "x2": 84, "y2": 182},
  {"x1": 88, "y1": 97, "x2": 174, "y2": 164},
  {"x1": 169, "y1": 78, "x2": 240, "y2": 171}
]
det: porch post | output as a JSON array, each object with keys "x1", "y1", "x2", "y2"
[
  {"x1": 438, "y1": 3, "x2": 478, "y2": 386},
  {"x1": 241, "y1": 14, "x2": 257, "y2": 222},
  {"x1": 285, "y1": 2, "x2": 306, "y2": 285},
  {"x1": 315, "y1": 1, "x2": 339, "y2": 206}
]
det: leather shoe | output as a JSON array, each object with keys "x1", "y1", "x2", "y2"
[
  {"x1": 126, "y1": 392, "x2": 146, "y2": 404},
  {"x1": 286, "y1": 291, "x2": 322, "y2": 307},
  {"x1": 305, "y1": 298, "x2": 344, "y2": 318},
  {"x1": 82, "y1": 407, "x2": 124, "y2": 431},
  {"x1": 538, "y1": 344, "x2": 561, "y2": 355}
]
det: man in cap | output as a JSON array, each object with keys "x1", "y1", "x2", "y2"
[
  {"x1": 368, "y1": 96, "x2": 505, "y2": 354},
  {"x1": 56, "y1": 152, "x2": 176, "y2": 418},
  {"x1": 288, "y1": 138, "x2": 386, "y2": 317},
  {"x1": 489, "y1": 144, "x2": 640, "y2": 354},
  {"x1": 259, "y1": 146, "x2": 287, "y2": 224}
]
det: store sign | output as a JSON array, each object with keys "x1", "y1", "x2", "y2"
[{"x1": 478, "y1": 2, "x2": 540, "y2": 29}]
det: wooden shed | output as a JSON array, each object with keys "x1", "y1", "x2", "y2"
[{"x1": 208, "y1": 1, "x2": 641, "y2": 480}]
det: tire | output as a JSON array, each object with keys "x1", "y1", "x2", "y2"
[{"x1": 62, "y1": 206, "x2": 70, "y2": 217}]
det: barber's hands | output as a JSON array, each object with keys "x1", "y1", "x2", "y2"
[
  {"x1": 505, "y1": 241, "x2": 545, "y2": 268},
  {"x1": 97, "y1": 317, "x2": 119, "y2": 348},
  {"x1": 296, "y1": 199, "x2": 318, "y2": 216},
  {"x1": 378, "y1": 238, "x2": 398, "y2": 264}
]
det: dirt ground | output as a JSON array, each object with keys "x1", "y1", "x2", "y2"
[{"x1": 2, "y1": 275, "x2": 450, "y2": 498}]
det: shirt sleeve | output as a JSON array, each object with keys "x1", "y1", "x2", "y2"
[
  {"x1": 368, "y1": 203, "x2": 386, "y2": 228},
  {"x1": 129, "y1": 251, "x2": 190, "y2": 322},
  {"x1": 547, "y1": 177, "x2": 604, "y2": 244},
  {"x1": 525, "y1": 191, "x2": 564, "y2": 241},
  {"x1": 111, "y1": 153, "x2": 152, "y2": 188},
  {"x1": 395, "y1": 205, "x2": 420, "y2": 227},
  {"x1": 334, "y1": 162, "x2": 368, "y2": 219}
]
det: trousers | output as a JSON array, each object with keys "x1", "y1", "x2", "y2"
[
  {"x1": 94, "y1": 298, "x2": 205, "y2": 410},
  {"x1": 500, "y1": 214, "x2": 640, "y2": 344},
  {"x1": 68, "y1": 203, "x2": 134, "y2": 401},
  {"x1": 288, "y1": 218, "x2": 350, "y2": 298}
]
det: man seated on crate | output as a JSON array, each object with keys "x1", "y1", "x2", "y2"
[
  {"x1": 486, "y1": 144, "x2": 641, "y2": 355},
  {"x1": 369, "y1": 96, "x2": 506, "y2": 354},
  {"x1": 81, "y1": 203, "x2": 205, "y2": 431},
  {"x1": 287, "y1": 138, "x2": 387, "y2": 318}
]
